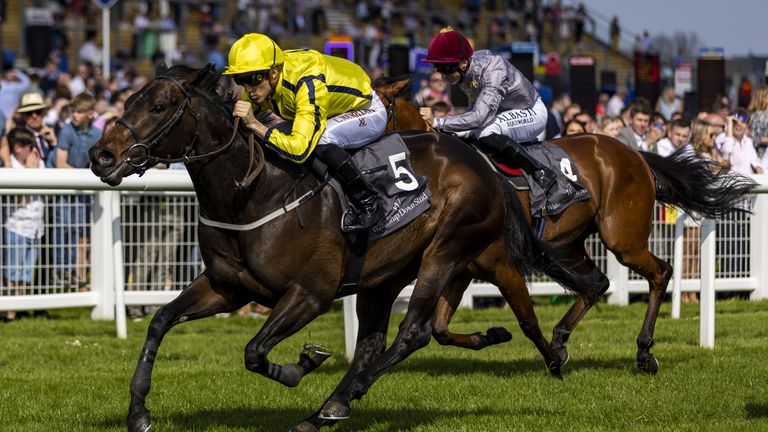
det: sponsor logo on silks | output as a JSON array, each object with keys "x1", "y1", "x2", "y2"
[
  {"x1": 560, "y1": 158, "x2": 577, "y2": 182},
  {"x1": 359, "y1": 118, "x2": 366, "y2": 127},
  {"x1": 332, "y1": 109, "x2": 374, "y2": 123}
]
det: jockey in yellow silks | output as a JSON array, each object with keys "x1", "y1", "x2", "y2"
[{"x1": 224, "y1": 33, "x2": 386, "y2": 232}]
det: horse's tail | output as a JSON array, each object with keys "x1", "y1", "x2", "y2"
[
  {"x1": 640, "y1": 148, "x2": 757, "y2": 218},
  {"x1": 500, "y1": 177, "x2": 603, "y2": 297}
]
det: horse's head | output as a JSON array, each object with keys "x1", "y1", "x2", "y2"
[
  {"x1": 89, "y1": 64, "x2": 222, "y2": 186},
  {"x1": 374, "y1": 77, "x2": 433, "y2": 133}
]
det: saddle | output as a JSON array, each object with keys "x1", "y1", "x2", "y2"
[{"x1": 476, "y1": 141, "x2": 590, "y2": 218}]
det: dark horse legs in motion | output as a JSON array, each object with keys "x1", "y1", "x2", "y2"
[
  {"x1": 89, "y1": 65, "x2": 549, "y2": 432},
  {"x1": 375, "y1": 78, "x2": 755, "y2": 374}
]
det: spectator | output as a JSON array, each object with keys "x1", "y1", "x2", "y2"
[
  {"x1": 597, "y1": 116, "x2": 623, "y2": 139},
  {"x1": 748, "y1": 85, "x2": 768, "y2": 158},
  {"x1": 574, "y1": 111, "x2": 596, "y2": 133},
  {"x1": 563, "y1": 119, "x2": 586, "y2": 136},
  {"x1": 656, "y1": 118, "x2": 692, "y2": 157},
  {"x1": 561, "y1": 103, "x2": 582, "y2": 126},
  {"x1": 617, "y1": 97, "x2": 660, "y2": 151},
  {"x1": 0, "y1": 63, "x2": 31, "y2": 117},
  {"x1": 610, "y1": 16, "x2": 620, "y2": 52},
  {"x1": 3, "y1": 128, "x2": 47, "y2": 322},
  {"x1": 655, "y1": 85, "x2": 683, "y2": 121},
  {"x1": 690, "y1": 119, "x2": 727, "y2": 167},
  {"x1": 3, "y1": 93, "x2": 57, "y2": 168},
  {"x1": 549, "y1": 93, "x2": 572, "y2": 133},
  {"x1": 53, "y1": 93, "x2": 102, "y2": 290},
  {"x1": 416, "y1": 72, "x2": 454, "y2": 114},
  {"x1": 721, "y1": 108, "x2": 764, "y2": 175},
  {"x1": 605, "y1": 89, "x2": 625, "y2": 118},
  {"x1": 430, "y1": 101, "x2": 451, "y2": 118},
  {"x1": 711, "y1": 94, "x2": 732, "y2": 118}
]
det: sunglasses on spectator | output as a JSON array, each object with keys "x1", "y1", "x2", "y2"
[
  {"x1": 233, "y1": 71, "x2": 269, "y2": 87},
  {"x1": 733, "y1": 113, "x2": 749, "y2": 122},
  {"x1": 434, "y1": 63, "x2": 460, "y2": 75},
  {"x1": 25, "y1": 109, "x2": 45, "y2": 117}
]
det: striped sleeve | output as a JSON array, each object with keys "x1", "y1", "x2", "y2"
[{"x1": 265, "y1": 76, "x2": 328, "y2": 164}]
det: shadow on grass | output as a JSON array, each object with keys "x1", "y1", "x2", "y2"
[
  {"x1": 746, "y1": 402, "x2": 768, "y2": 419},
  {"x1": 99, "y1": 405, "x2": 503, "y2": 431}
]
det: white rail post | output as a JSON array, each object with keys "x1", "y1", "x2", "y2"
[
  {"x1": 750, "y1": 194, "x2": 767, "y2": 300},
  {"x1": 699, "y1": 218, "x2": 716, "y2": 348},
  {"x1": 90, "y1": 191, "x2": 115, "y2": 320},
  {"x1": 343, "y1": 295, "x2": 358, "y2": 361},
  {"x1": 606, "y1": 253, "x2": 628, "y2": 305},
  {"x1": 111, "y1": 191, "x2": 127, "y2": 339},
  {"x1": 671, "y1": 215, "x2": 685, "y2": 319}
]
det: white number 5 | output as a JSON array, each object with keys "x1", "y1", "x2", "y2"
[{"x1": 388, "y1": 152, "x2": 418, "y2": 191}]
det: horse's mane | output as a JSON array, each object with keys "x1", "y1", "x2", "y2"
[{"x1": 156, "y1": 63, "x2": 235, "y2": 110}]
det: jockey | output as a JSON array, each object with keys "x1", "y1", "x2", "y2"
[
  {"x1": 421, "y1": 27, "x2": 557, "y2": 190},
  {"x1": 224, "y1": 33, "x2": 387, "y2": 232}
]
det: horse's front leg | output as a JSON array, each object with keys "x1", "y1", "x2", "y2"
[
  {"x1": 243, "y1": 283, "x2": 333, "y2": 387},
  {"x1": 128, "y1": 272, "x2": 246, "y2": 432}
]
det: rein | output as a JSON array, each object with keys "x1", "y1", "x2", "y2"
[
  {"x1": 378, "y1": 90, "x2": 398, "y2": 133},
  {"x1": 115, "y1": 75, "x2": 265, "y2": 189}
]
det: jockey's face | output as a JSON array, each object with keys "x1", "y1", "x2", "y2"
[
  {"x1": 235, "y1": 67, "x2": 279, "y2": 104},
  {"x1": 436, "y1": 59, "x2": 469, "y2": 86}
]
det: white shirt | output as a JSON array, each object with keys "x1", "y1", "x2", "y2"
[
  {"x1": 6, "y1": 156, "x2": 46, "y2": 239},
  {"x1": 721, "y1": 134, "x2": 762, "y2": 175}
]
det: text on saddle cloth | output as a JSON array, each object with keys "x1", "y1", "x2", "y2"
[
  {"x1": 329, "y1": 134, "x2": 432, "y2": 241},
  {"x1": 485, "y1": 141, "x2": 590, "y2": 217}
]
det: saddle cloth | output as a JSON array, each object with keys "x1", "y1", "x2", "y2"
[
  {"x1": 483, "y1": 141, "x2": 590, "y2": 217},
  {"x1": 330, "y1": 133, "x2": 432, "y2": 241}
]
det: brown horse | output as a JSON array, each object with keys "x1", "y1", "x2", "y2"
[
  {"x1": 88, "y1": 65, "x2": 568, "y2": 432},
  {"x1": 375, "y1": 77, "x2": 755, "y2": 373}
]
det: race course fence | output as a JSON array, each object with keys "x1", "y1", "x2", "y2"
[{"x1": 0, "y1": 169, "x2": 765, "y2": 354}]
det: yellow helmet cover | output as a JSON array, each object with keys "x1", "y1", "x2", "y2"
[{"x1": 224, "y1": 33, "x2": 284, "y2": 75}]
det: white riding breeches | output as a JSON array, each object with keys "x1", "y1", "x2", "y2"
[
  {"x1": 463, "y1": 97, "x2": 548, "y2": 142},
  {"x1": 318, "y1": 92, "x2": 388, "y2": 149}
]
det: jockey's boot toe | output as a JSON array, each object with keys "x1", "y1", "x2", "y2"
[{"x1": 342, "y1": 197, "x2": 385, "y2": 232}]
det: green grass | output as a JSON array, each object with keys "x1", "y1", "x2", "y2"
[{"x1": 1, "y1": 299, "x2": 768, "y2": 431}]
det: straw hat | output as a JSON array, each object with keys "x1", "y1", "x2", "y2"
[{"x1": 17, "y1": 92, "x2": 50, "y2": 113}]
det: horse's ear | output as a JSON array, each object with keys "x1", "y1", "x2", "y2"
[
  {"x1": 155, "y1": 62, "x2": 169, "y2": 77},
  {"x1": 190, "y1": 64, "x2": 219, "y2": 92}
]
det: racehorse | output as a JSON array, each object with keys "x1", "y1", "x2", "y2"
[
  {"x1": 88, "y1": 64, "x2": 566, "y2": 432},
  {"x1": 374, "y1": 77, "x2": 755, "y2": 373}
]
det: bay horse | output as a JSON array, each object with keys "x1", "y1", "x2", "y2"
[
  {"x1": 89, "y1": 64, "x2": 565, "y2": 432},
  {"x1": 375, "y1": 77, "x2": 755, "y2": 373}
]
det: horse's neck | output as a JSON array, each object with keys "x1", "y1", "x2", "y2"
[{"x1": 187, "y1": 135, "x2": 291, "y2": 222}]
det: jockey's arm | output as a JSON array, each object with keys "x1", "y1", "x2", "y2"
[
  {"x1": 263, "y1": 78, "x2": 329, "y2": 164},
  {"x1": 234, "y1": 100, "x2": 269, "y2": 138},
  {"x1": 434, "y1": 71, "x2": 505, "y2": 132}
]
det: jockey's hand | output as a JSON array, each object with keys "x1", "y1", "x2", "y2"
[
  {"x1": 233, "y1": 100, "x2": 268, "y2": 137},
  {"x1": 233, "y1": 100, "x2": 258, "y2": 126},
  {"x1": 419, "y1": 107, "x2": 434, "y2": 127}
]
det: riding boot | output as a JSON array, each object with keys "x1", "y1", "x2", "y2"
[
  {"x1": 479, "y1": 134, "x2": 557, "y2": 191},
  {"x1": 314, "y1": 145, "x2": 386, "y2": 232}
]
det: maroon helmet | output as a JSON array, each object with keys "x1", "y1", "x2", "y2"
[{"x1": 423, "y1": 27, "x2": 474, "y2": 63}]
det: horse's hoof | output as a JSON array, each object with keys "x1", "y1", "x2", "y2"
[
  {"x1": 547, "y1": 361, "x2": 563, "y2": 379},
  {"x1": 302, "y1": 343, "x2": 333, "y2": 367},
  {"x1": 638, "y1": 356, "x2": 659, "y2": 374},
  {"x1": 485, "y1": 327, "x2": 512, "y2": 345},
  {"x1": 127, "y1": 411, "x2": 152, "y2": 432},
  {"x1": 553, "y1": 347, "x2": 570, "y2": 367},
  {"x1": 289, "y1": 422, "x2": 320, "y2": 432},
  {"x1": 319, "y1": 400, "x2": 350, "y2": 420}
]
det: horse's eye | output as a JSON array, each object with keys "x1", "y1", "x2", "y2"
[{"x1": 151, "y1": 104, "x2": 165, "y2": 113}]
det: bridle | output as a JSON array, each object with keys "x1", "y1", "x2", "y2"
[{"x1": 114, "y1": 75, "x2": 263, "y2": 185}]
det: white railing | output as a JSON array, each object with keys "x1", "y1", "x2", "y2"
[{"x1": 0, "y1": 169, "x2": 765, "y2": 355}]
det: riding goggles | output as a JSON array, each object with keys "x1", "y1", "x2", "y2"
[
  {"x1": 233, "y1": 71, "x2": 269, "y2": 86},
  {"x1": 434, "y1": 63, "x2": 460, "y2": 75}
]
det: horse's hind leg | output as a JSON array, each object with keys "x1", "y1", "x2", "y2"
[
  {"x1": 550, "y1": 243, "x2": 610, "y2": 367},
  {"x1": 432, "y1": 272, "x2": 513, "y2": 350},
  {"x1": 613, "y1": 245, "x2": 672, "y2": 373},
  {"x1": 127, "y1": 272, "x2": 247, "y2": 432}
]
